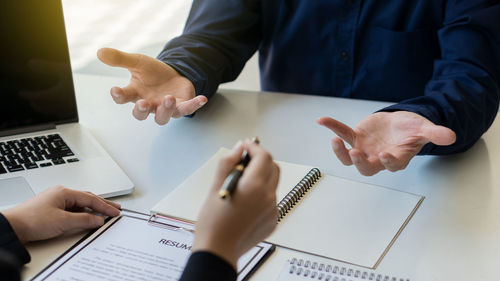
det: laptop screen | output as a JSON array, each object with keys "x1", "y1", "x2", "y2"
[{"x1": 0, "y1": 0, "x2": 78, "y2": 134}]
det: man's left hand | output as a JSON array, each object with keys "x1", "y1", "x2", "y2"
[{"x1": 317, "y1": 111, "x2": 456, "y2": 176}]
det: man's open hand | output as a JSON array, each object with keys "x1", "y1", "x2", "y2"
[
  {"x1": 97, "y1": 48, "x2": 207, "y2": 125},
  {"x1": 317, "y1": 111, "x2": 456, "y2": 176}
]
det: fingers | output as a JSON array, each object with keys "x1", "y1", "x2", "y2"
[
  {"x1": 97, "y1": 48, "x2": 141, "y2": 69},
  {"x1": 243, "y1": 141, "x2": 274, "y2": 180},
  {"x1": 132, "y1": 100, "x2": 152, "y2": 121},
  {"x1": 267, "y1": 162, "x2": 281, "y2": 194},
  {"x1": 331, "y1": 138, "x2": 353, "y2": 166},
  {"x1": 110, "y1": 86, "x2": 138, "y2": 104},
  {"x1": 349, "y1": 149, "x2": 384, "y2": 176},
  {"x1": 64, "y1": 189, "x2": 121, "y2": 217},
  {"x1": 155, "y1": 96, "x2": 177, "y2": 125},
  {"x1": 130, "y1": 95, "x2": 207, "y2": 124},
  {"x1": 64, "y1": 212, "x2": 105, "y2": 230},
  {"x1": 83, "y1": 191, "x2": 121, "y2": 210},
  {"x1": 173, "y1": 96, "x2": 208, "y2": 118},
  {"x1": 420, "y1": 124, "x2": 456, "y2": 146},
  {"x1": 332, "y1": 139, "x2": 408, "y2": 174},
  {"x1": 379, "y1": 152, "x2": 411, "y2": 172},
  {"x1": 316, "y1": 117, "x2": 356, "y2": 146},
  {"x1": 212, "y1": 141, "x2": 246, "y2": 191}
]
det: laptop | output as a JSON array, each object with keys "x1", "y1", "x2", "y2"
[{"x1": 0, "y1": 0, "x2": 134, "y2": 210}]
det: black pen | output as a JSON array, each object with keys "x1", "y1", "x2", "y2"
[{"x1": 218, "y1": 137, "x2": 260, "y2": 200}]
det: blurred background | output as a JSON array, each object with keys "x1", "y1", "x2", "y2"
[{"x1": 62, "y1": 0, "x2": 260, "y2": 91}]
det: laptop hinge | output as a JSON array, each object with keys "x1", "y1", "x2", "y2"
[{"x1": 0, "y1": 123, "x2": 57, "y2": 138}]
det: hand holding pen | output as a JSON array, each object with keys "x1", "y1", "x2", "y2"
[
  {"x1": 218, "y1": 137, "x2": 260, "y2": 200},
  {"x1": 194, "y1": 140, "x2": 280, "y2": 268}
]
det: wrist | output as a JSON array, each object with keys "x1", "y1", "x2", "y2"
[
  {"x1": 192, "y1": 237, "x2": 239, "y2": 270},
  {"x1": 2, "y1": 209, "x2": 29, "y2": 244}
]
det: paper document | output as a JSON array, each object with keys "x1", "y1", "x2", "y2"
[{"x1": 32, "y1": 210, "x2": 274, "y2": 281}]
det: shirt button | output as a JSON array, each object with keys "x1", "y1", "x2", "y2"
[{"x1": 341, "y1": 51, "x2": 349, "y2": 61}]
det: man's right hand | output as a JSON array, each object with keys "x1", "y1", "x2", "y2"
[{"x1": 97, "y1": 48, "x2": 208, "y2": 125}]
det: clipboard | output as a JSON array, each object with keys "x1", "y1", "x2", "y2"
[{"x1": 32, "y1": 209, "x2": 275, "y2": 281}]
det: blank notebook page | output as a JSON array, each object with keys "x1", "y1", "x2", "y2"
[
  {"x1": 151, "y1": 148, "x2": 423, "y2": 268},
  {"x1": 267, "y1": 161, "x2": 423, "y2": 268}
]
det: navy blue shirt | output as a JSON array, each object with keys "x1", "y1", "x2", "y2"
[{"x1": 158, "y1": 0, "x2": 500, "y2": 155}]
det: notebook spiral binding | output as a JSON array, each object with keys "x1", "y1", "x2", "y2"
[
  {"x1": 277, "y1": 168, "x2": 321, "y2": 222},
  {"x1": 286, "y1": 258, "x2": 410, "y2": 281}
]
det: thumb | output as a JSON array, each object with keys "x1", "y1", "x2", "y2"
[
  {"x1": 65, "y1": 213, "x2": 105, "y2": 231},
  {"x1": 420, "y1": 124, "x2": 456, "y2": 146},
  {"x1": 173, "y1": 95, "x2": 208, "y2": 117},
  {"x1": 97, "y1": 48, "x2": 141, "y2": 69}
]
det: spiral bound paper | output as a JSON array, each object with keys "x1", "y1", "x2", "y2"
[
  {"x1": 277, "y1": 168, "x2": 321, "y2": 222},
  {"x1": 278, "y1": 258, "x2": 410, "y2": 281}
]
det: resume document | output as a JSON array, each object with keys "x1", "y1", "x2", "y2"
[{"x1": 32, "y1": 210, "x2": 274, "y2": 281}]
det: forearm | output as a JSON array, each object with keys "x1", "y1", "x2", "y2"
[
  {"x1": 0, "y1": 213, "x2": 30, "y2": 265},
  {"x1": 381, "y1": 2, "x2": 500, "y2": 155},
  {"x1": 381, "y1": 74, "x2": 499, "y2": 155},
  {"x1": 158, "y1": 0, "x2": 261, "y2": 98}
]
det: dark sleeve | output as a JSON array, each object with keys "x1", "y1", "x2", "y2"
[
  {"x1": 0, "y1": 214, "x2": 30, "y2": 264},
  {"x1": 179, "y1": 251, "x2": 237, "y2": 281},
  {"x1": 380, "y1": 1, "x2": 500, "y2": 155},
  {"x1": 0, "y1": 213, "x2": 30, "y2": 281},
  {"x1": 0, "y1": 250, "x2": 22, "y2": 281},
  {"x1": 157, "y1": 0, "x2": 261, "y2": 98}
]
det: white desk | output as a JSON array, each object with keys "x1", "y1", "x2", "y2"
[{"x1": 23, "y1": 74, "x2": 500, "y2": 280}]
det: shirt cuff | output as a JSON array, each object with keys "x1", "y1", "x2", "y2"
[
  {"x1": 179, "y1": 251, "x2": 237, "y2": 281},
  {"x1": 0, "y1": 213, "x2": 31, "y2": 265},
  {"x1": 156, "y1": 50, "x2": 211, "y2": 97}
]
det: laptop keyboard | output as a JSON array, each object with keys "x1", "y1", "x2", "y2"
[{"x1": 0, "y1": 134, "x2": 79, "y2": 174}]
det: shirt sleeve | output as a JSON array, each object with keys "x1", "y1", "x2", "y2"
[
  {"x1": 380, "y1": 1, "x2": 500, "y2": 155},
  {"x1": 0, "y1": 213, "x2": 30, "y2": 265},
  {"x1": 0, "y1": 250, "x2": 22, "y2": 281},
  {"x1": 157, "y1": 0, "x2": 261, "y2": 98},
  {"x1": 179, "y1": 251, "x2": 237, "y2": 281}
]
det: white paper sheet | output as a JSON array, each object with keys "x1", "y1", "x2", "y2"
[
  {"x1": 151, "y1": 148, "x2": 424, "y2": 268},
  {"x1": 32, "y1": 210, "x2": 273, "y2": 281}
]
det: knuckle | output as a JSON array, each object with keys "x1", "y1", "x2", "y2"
[
  {"x1": 53, "y1": 185, "x2": 65, "y2": 191},
  {"x1": 219, "y1": 157, "x2": 230, "y2": 167},
  {"x1": 359, "y1": 169, "x2": 373, "y2": 176},
  {"x1": 135, "y1": 54, "x2": 146, "y2": 66},
  {"x1": 266, "y1": 192, "x2": 277, "y2": 204},
  {"x1": 86, "y1": 215, "x2": 96, "y2": 226},
  {"x1": 261, "y1": 152, "x2": 273, "y2": 163},
  {"x1": 55, "y1": 185, "x2": 69, "y2": 195},
  {"x1": 386, "y1": 167, "x2": 397, "y2": 172},
  {"x1": 387, "y1": 164, "x2": 401, "y2": 172},
  {"x1": 274, "y1": 164, "x2": 281, "y2": 175}
]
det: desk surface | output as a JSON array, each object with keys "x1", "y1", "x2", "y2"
[{"x1": 23, "y1": 74, "x2": 500, "y2": 281}]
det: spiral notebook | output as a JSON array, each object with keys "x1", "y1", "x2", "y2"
[
  {"x1": 276, "y1": 258, "x2": 410, "y2": 281},
  {"x1": 151, "y1": 148, "x2": 424, "y2": 268}
]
